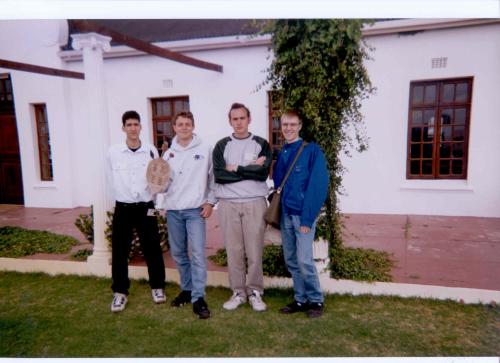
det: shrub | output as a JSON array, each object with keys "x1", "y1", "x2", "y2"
[
  {"x1": 209, "y1": 245, "x2": 291, "y2": 278},
  {"x1": 330, "y1": 247, "x2": 394, "y2": 282},
  {"x1": 0, "y1": 226, "x2": 78, "y2": 257},
  {"x1": 74, "y1": 207, "x2": 169, "y2": 259}
]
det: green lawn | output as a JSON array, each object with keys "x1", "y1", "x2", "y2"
[{"x1": 0, "y1": 271, "x2": 498, "y2": 357}]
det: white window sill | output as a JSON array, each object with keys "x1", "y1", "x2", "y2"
[
  {"x1": 400, "y1": 179, "x2": 473, "y2": 192},
  {"x1": 33, "y1": 182, "x2": 57, "y2": 190}
]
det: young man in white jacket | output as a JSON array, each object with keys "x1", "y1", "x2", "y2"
[{"x1": 159, "y1": 111, "x2": 216, "y2": 319}]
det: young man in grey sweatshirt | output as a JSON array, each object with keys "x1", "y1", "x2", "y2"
[{"x1": 213, "y1": 102, "x2": 272, "y2": 312}]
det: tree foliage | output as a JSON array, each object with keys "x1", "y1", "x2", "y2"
[{"x1": 266, "y1": 19, "x2": 374, "y2": 260}]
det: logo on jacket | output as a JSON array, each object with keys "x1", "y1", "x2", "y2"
[{"x1": 194, "y1": 154, "x2": 205, "y2": 160}]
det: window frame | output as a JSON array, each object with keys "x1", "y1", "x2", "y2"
[
  {"x1": 33, "y1": 104, "x2": 54, "y2": 181},
  {"x1": 151, "y1": 96, "x2": 190, "y2": 151},
  {"x1": 406, "y1": 77, "x2": 473, "y2": 180}
]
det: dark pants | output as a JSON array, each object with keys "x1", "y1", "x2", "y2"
[{"x1": 111, "y1": 201, "x2": 166, "y2": 294}]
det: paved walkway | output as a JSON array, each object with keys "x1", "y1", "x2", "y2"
[{"x1": 1, "y1": 205, "x2": 499, "y2": 291}]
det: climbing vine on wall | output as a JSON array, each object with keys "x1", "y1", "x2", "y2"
[{"x1": 265, "y1": 20, "x2": 389, "y2": 278}]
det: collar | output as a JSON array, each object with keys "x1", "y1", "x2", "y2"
[{"x1": 119, "y1": 142, "x2": 147, "y2": 153}]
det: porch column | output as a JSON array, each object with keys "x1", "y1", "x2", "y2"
[{"x1": 71, "y1": 32, "x2": 112, "y2": 276}]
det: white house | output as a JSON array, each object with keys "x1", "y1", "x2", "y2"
[{"x1": 1, "y1": 19, "x2": 499, "y2": 219}]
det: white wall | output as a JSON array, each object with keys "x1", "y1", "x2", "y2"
[
  {"x1": 339, "y1": 23, "x2": 500, "y2": 217},
  {"x1": 0, "y1": 20, "x2": 76, "y2": 208}
]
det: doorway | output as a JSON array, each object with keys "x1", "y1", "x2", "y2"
[{"x1": 0, "y1": 74, "x2": 24, "y2": 204}]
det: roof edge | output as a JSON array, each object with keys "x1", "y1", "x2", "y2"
[
  {"x1": 59, "y1": 33, "x2": 271, "y2": 62},
  {"x1": 362, "y1": 18, "x2": 500, "y2": 36}
]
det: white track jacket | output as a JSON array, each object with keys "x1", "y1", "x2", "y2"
[{"x1": 159, "y1": 134, "x2": 216, "y2": 211}]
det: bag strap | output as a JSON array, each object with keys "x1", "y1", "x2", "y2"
[{"x1": 276, "y1": 141, "x2": 308, "y2": 193}]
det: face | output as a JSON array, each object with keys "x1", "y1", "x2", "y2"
[
  {"x1": 229, "y1": 107, "x2": 251, "y2": 138},
  {"x1": 122, "y1": 118, "x2": 141, "y2": 142},
  {"x1": 281, "y1": 114, "x2": 302, "y2": 142},
  {"x1": 173, "y1": 116, "x2": 194, "y2": 142}
]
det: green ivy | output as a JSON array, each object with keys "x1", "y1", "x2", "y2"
[
  {"x1": 74, "y1": 207, "x2": 169, "y2": 259},
  {"x1": 330, "y1": 247, "x2": 394, "y2": 282},
  {"x1": 264, "y1": 20, "x2": 394, "y2": 280},
  {"x1": 0, "y1": 226, "x2": 78, "y2": 257},
  {"x1": 208, "y1": 245, "x2": 291, "y2": 278}
]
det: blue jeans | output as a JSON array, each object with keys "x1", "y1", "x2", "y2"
[
  {"x1": 166, "y1": 208, "x2": 207, "y2": 302},
  {"x1": 281, "y1": 213, "x2": 323, "y2": 304}
]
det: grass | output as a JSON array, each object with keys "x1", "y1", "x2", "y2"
[
  {"x1": 0, "y1": 272, "x2": 498, "y2": 357},
  {"x1": 0, "y1": 226, "x2": 79, "y2": 257}
]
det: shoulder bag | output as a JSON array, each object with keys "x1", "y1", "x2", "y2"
[{"x1": 264, "y1": 142, "x2": 307, "y2": 229}]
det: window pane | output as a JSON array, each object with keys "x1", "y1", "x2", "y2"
[
  {"x1": 174, "y1": 100, "x2": 184, "y2": 113},
  {"x1": 183, "y1": 101, "x2": 190, "y2": 111},
  {"x1": 424, "y1": 85, "x2": 436, "y2": 104},
  {"x1": 439, "y1": 160, "x2": 450, "y2": 175},
  {"x1": 163, "y1": 101, "x2": 172, "y2": 116},
  {"x1": 422, "y1": 160, "x2": 433, "y2": 175},
  {"x1": 441, "y1": 109, "x2": 453, "y2": 125},
  {"x1": 410, "y1": 143, "x2": 421, "y2": 158},
  {"x1": 156, "y1": 122, "x2": 165, "y2": 134},
  {"x1": 455, "y1": 83, "x2": 468, "y2": 102},
  {"x1": 411, "y1": 127, "x2": 422, "y2": 142},
  {"x1": 440, "y1": 143, "x2": 451, "y2": 158},
  {"x1": 423, "y1": 127, "x2": 433, "y2": 142},
  {"x1": 5, "y1": 79, "x2": 12, "y2": 92},
  {"x1": 272, "y1": 116, "x2": 280, "y2": 129},
  {"x1": 452, "y1": 142, "x2": 463, "y2": 157},
  {"x1": 442, "y1": 84, "x2": 454, "y2": 102},
  {"x1": 423, "y1": 143, "x2": 433, "y2": 158},
  {"x1": 165, "y1": 122, "x2": 173, "y2": 135},
  {"x1": 153, "y1": 101, "x2": 162, "y2": 116},
  {"x1": 411, "y1": 110, "x2": 422, "y2": 125},
  {"x1": 452, "y1": 159, "x2": 463, "y2": 175},
  {"x1": 410, "y1": 160, "x2": 420, "y2": 175},
  {"x1": 412, "y1": 86, "x2": 424, "y2": 104},
  {"x1": 455, "y1": 108, "x2": 466, "y2": 125},
  {"x1": 424, "y1": 110, "x2": 435, "y2": 125},
  {"x1": 441, "y1": 126, "x2": 452, "y2": 142},
  {"x1": 453, "y1": 126, "x2": 465, "y2": 141}
]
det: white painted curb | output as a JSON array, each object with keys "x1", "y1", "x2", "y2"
[{"x1": 1, "y1": 257, "x2": 498, "y2": 305}]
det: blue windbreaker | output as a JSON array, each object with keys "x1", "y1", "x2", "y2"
[{"x1": 272, "y1": 139, "x2": 329, "y2": 228}]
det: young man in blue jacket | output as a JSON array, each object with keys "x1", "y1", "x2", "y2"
[{"x1": 272, "y1": 110, "x2": 329, "y2": 318}]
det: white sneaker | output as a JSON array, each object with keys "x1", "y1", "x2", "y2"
[
  {"x1": 151, "y1": 289, "x2": 166, "y2": 304},
  {"x1": 249, "y1": 290, "x2": 267, "y2": 312},
  {"x1": 111, "y1": 292, "x2": 127, "y2": 312},
  {"x1": 223, "y1": 292, "x2": 247, "y2": 310}
]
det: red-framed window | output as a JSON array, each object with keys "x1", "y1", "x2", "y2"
[
  {"x1": 407, "y1": 78, "x2": 472, "y2": 179},
  {"x1": 33, "y1": 104, "x2": 53, "y2": 181},
  {"x1": 151, "y1": 96, "x2": 190, "y2": 150}
]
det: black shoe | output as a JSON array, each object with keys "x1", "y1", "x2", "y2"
[
  {"x1": 193, "y1": 297, "x2": 211, "y2": 319},
  {"x1": 279, "y1": 300, "x2": 309, "y2": 314},
  {"x1": 171, "y1": 290, "x2": 192, "y2": 307},
  {"x1": 306, "y1": 302, "x2": 324, "y2": 318}
]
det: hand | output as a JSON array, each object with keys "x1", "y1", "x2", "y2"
[
  {"x1": 300, "y1": 226, "x2": 310, "y2": 234},
  {"x1": 200, "y1": 203, "x2": 213, "y2": 218},
  {"x1": 252, "y1": 156, "x2": 266, "y2": 166},
  {"x1": 225, "y1": 164, "x2": 238, "y2": 172}
]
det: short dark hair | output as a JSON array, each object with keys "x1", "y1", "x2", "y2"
[
  {"x1": 122, "y1": 110, "x2": 140, "y2": 125},
  {"x1": 281, "y1": 110, "x2": 302, "y2": 123},
  {"x1": 228, "y1": 102, "x2": 250, "y2": 119},
  {"x1": 174, "y1": 111, "x2": 195, "y2": 126}
]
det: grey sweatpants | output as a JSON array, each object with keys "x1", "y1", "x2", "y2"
[{"x1": 218, "y1": 198, "x2": 267, "y2": 296}]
